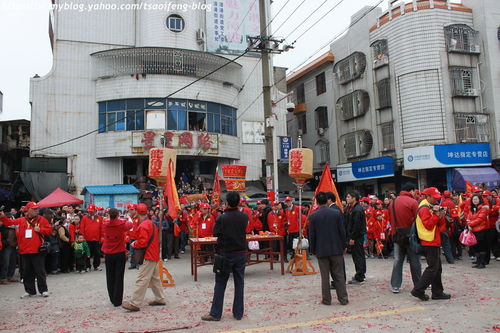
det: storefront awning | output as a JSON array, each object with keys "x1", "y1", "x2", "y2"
[{"x1": 452, "y1": 167, "x2": 500, "y2": 191}]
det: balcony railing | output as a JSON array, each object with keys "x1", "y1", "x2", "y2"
[{"x1": 91, "y1": 47, "x2": 243, "y2": 88}]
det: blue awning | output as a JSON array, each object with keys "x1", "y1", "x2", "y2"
[
  {"x1": 452, "y1": 167, "x2": 500, "y2": 191},
  {"x1": 81, "y1": 185, "x2": 140, "y2": 195}
]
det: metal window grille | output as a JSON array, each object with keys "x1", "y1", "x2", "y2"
[
  {"x1": 343, "y1": 133, "x2": 357, "y2": 159},
  {"x1": 449, "y1": 67, "x2": 478, "y2": 97},
  {"x1": 359, "y1": 130, "x2": 373, "y2": 156},
  {"x1": 444, "y1": 24, "x2": 480, "y2": 53},
  {"x1": 336, "y1": 90, "x2": 369, "y2": 120},
  {"x1": 334, "y1": 52, "x2": 366, "y2": 84},
  {"x1": 317, "y1": 141, "x2": 330, "y2": 164},
  {"x1": 377, "y1": 78, "x2": 391, "y2": 109},
  {"x1": 381, "y1": 122, "x2": 395, "y2": 151},
  {"x1": 371, "y1": 39, "x2": 389, "y2": 68},
  {"x1": 91, "y1": 47, "x2": 242, "y2": 88},
  {"x1": 454, "y1": 113, "x2": 489, "y2": 142},
  {"x1": 315, "y1": 107, "x2": 328, "y2": 129},
  {"x1": 342, "y1": 130, "x2": 372, "y2": 159}
]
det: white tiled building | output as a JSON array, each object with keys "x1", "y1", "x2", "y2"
[{"x1": 30, "y1": 0, "x2": 282, "y2": 195}]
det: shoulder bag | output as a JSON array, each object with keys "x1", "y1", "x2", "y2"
[
  {"x1": 28, "y1": 217, "x2": 50, "y2": 255},
  {"x1": 132, "y1": 224, "x2": 156, "y2": 265}
]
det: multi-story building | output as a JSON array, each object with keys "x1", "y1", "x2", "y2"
[
  {"x1": 287, "y1": 0, "x2": 500, "y2": 195},
  {"x1": 30, "y1": 0, "x2": 283, "y2": 195}
]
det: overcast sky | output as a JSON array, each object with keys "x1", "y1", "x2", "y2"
[{"x1": 0, "y1": 0, "x2": 396, "y2": 121}]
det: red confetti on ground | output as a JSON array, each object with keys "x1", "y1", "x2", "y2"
[{"x1": 492, "y1": 325, "x2": 500, "y2": 332}]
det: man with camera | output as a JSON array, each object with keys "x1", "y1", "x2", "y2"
[
  {"x1": 0, "y1": 202, "x2": 52, "y2": 298},
  {"x1": 410, "y1": 187, "x2": 450, "y2": 301}
]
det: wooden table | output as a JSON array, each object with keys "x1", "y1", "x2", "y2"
[{"x1": 188, "y1": 235, "x2": 285, "y2": 281}]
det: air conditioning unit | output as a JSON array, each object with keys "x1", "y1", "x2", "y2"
[
  {"x1": 196, "y1": 29, "x2": 205, "y2": 44},
  {"x1": 470, "y1": 44, "x2": 480, "y2": 53},
  {"x1": 317, "y1": 128, "x2": 325, "y2": 136}
]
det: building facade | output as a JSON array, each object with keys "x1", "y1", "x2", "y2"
[
  {"x1": 30, "y1": 0, "x2": 282, "y2": 195},
  {"x1": 287, "y1": 0, "x2": 500, "y2": 195}
]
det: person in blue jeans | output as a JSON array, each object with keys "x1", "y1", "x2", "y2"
[{"x1": 202, "y1": 191, "x2": 248, "y2": 322}]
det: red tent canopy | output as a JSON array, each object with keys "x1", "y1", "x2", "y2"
[{"x1": 38, "y1": 188, "x2": 83, "y2": 208}]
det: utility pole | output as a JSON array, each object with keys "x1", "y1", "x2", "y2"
[{"x1": 249, "y1": 0, "x2": 293, "y2": 199}]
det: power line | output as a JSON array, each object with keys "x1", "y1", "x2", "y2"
[
  {"x1": 285, "y1": 0, "x2": 347, "y2": 42},
  {"x1": 263, "y1": 0, "x2": 293, "y2": 34},
  {"x1": 282, "y1": 0, "x2": 334, "y2": 40},
  {"x1": 272, "y1": 0, "x2": 307, "y2": 36}
]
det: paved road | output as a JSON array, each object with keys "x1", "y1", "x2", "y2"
[{"x1": 0, "y1": 252, "x2": 498, "y2": 333}]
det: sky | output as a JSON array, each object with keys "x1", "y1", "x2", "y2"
[{"x1": 0, "y1": 0, "x2": 394, "y2": 121}]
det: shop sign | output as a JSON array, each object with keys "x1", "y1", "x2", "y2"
[
  {"x1": 136, "y1": 130, "x2": 218, "y2": 154},
  {"x1": 337, "y1": 156, "x2": 395, "y2": 182},
  {"x1": 404, "y1": 143, "x2": 491, "y2": 170},
  {"x1": 279, "y1": 136, "x2": 292, "y2": 161}
]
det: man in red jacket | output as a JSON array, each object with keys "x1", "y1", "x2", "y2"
[
  {"x1": 81, "y1": 204, "x2": 103, "y2": 271},
  {"x1": 411, "y1": 187, "x2": 450, "y2": 301},
  {"x1": 0, "y1": 202, "x2": 52, "y2": 298},
  {"x1": 122, "y1": 204, "x2": 165, "y2": 311}
]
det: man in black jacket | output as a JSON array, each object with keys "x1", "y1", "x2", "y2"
[
  {"x1": 344, "y1": 191, "x2": 367, "y2": 284},
  {"x1": 309, "y1": 192, "x2": 348, "y2": 305},
  {"x1": 202, "y1": 191, "x2": 248, "y2": 322}
]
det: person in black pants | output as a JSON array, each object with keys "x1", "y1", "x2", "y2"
[
  {"x1": 102, "y1": 208, "x2": 133, "y2": 307},
  {"x1": 344, "y1": 191, "x2": 367, "y2": 284},
  {"x1": 201, "y1": 192, "x2": 248, "y2": 322}
]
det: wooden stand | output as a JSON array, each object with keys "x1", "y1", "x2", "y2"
[
  {"x1": 159, "y1": 261, "x2": 175, "y2": 287},
  {"x1": 286, "y1": 180, "x2": 316, "y2": 276}
]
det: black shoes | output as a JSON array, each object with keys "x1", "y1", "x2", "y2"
[
  {"x1": 411, "y1": 289, "x2": 430, "y2": 301},
  {"x1": 339, "y1": 300, "x2": 349, "y2": 305},
  {"x1": 431, "y1": 293, "x2": 451, "y2": 300},
  {"x1": 473, "y1": 264, "x2": 485, "y2": 269}
]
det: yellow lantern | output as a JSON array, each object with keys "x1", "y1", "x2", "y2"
[
  {"x1": 288, "y1": 148, "x2": 313, "y2": 183},
  {"x1": 148, "y1": 148, "x2": 177, "y2": 182}
]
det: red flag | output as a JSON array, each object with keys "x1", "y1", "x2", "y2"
[
  {"x1": 212, "y1": 170, "x2": 221, "y2": 206},
  {"x1": 164, "y1": 160, "x2": 180, "y2": 219},
  {"x1": 465, "y1": 181, "x2": 473, "y2": 193},
  {"x1": 315, "y1": 162, "x2": 343, "y2": 212}
]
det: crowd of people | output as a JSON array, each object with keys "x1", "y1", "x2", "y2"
[{"x1": 0, "y1": 181, "x2": 499, "y2": 318}]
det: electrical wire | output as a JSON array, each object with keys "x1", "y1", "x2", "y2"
[
  {"x1": 272, "y1": 0, "x2": 307, "y2": 36},
  {"x1": 285, "y1": 0, "x2": 346, "y2": 42}
]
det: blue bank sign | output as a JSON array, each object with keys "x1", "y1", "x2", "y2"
[
  {"x1": 279, "y1": 136, "x2": 292, "y2": 161},
  {"x1": 337, "y1": 156, "x2": 395, "y2": 182},
  {"x1": 404, "y1": 143, "x2": 491, "y2": 170}
]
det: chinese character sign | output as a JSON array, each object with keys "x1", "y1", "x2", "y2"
[
  {"x1": 206, "y1": 0, "x2": 260, "y2": 55},
  {"x1": 288, "y1": 148, "x2": 313, "y2": 183},
  {"x1": 279, "y1": 136, "x2": 292, "y2": 161},
  {"x1": 221, "y1": 164, "x2": 247, "y2": 191},
  {"x1": 148, "y1": 148, "x2": 177, "y2": 181}
]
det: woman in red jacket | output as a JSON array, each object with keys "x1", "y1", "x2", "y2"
[
  {"x1": 102, "y1": 208, "x2": 132, "y2": 306},
  {"x1": 466, "y1": 194, "x2": 490, "y2": 269}
]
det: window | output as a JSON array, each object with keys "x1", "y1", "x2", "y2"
[
  {"x1": 316, "y1": 72, "x2": 326, "y2": 95},
  {"x1": 336, "y1": 90, "x2": 369, "y2": 120},
  {"x1": 98, "y1": 98, "x2": 236, "y2": 135},
  {"x1": 371, "y1": 39, "x2": 389, "y2": 68},
  {"x1": 444, "y1": 24, "x2": 480, "y2": 53},
  {"x1": 449, "y1": 67, "x2": 478, "y2": 97},
  {"x1": 377, "y1": 78, "x2": 391, "y2": 109},
  {"x1": 297, "y1": 113, "x2": 307, "y2": 135},
  {"x1": 315, "y1": 107, "x2": 328, "y2": 129},
  {"x1": 166, "y1": 14, "x2": 185, "y2": 32},
  {"x1": 341, "y1": 130, "x2": 373, "y2": 160},
  {"x1": 296, "y1": 83, "x2": 305, "y2": 104},
  {"x1": 316, "y1": 140, "x2": 330, "y2": 164},
  {"x1": 380, "y1": 122, "x2": 395, "y2": 151},
  {"x1": 333, "y1": 52, "x2": 366, "y2": 84},
  {"x1": 454, "y1": 113, "x2": 490, "y2": 143}
]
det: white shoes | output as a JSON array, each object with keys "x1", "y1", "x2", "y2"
[
  {"x1": 391, "y1": 287, "x2": 400, "y2": 294},
  {"x1": 42, "y1": 291, "x2": 49, "y2": 297},
  {"x1": 20, "y1": 293, "x2": 34, "y2": 299}
]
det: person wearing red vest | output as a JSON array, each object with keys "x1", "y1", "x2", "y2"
[
  {"x1": 190, "y1": 204, "x2": 215, "y2": 238},
  {"x1": 80, "y1": 204, "x2": 103, "y2": 271},
  {"x1": 411, "y1": 187, "x2": 449, "y2": 302},
  {"x1": 122, "y1": 203, "x2": 165, "y2": 311},
  {"x1": 267, "y1": 201, "x2": 287, "y2": 262},
  {"x1": 466, "y1": 194, "x2": 490, "y2": 269},
  {"x1": 0, "y1": 202, "x2": 52, "y2": 298}
]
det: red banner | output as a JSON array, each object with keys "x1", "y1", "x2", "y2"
[
  {"x1": 222, "y1": 165, "x2": 247, "y2": 179},
  {"x1": 225, "y1": 179, "x2": 246, "y2": 192}
]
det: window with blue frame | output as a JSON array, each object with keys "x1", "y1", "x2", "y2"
[{"x1": 98, "y1": 98, "x2": 236, "y2": 136}]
